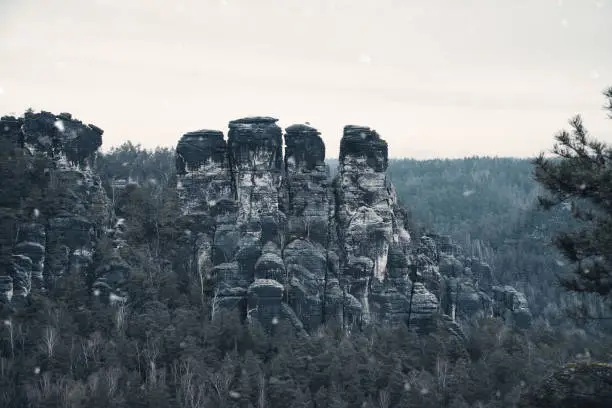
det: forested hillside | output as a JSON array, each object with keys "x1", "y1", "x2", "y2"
[
  {"x1": 383, "y1": 158, "x2": 611, "y2": 326},
  {"x1": 1, "y1": 132, "x2": 610, "y2": 408}
]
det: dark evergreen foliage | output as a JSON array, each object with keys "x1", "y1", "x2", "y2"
[
  {"x1": 2, "y1": 97, "x2": 612, "y2": 406},
  {"x1": 534, "y1": 87, "x2": 612, "y2": 302}
]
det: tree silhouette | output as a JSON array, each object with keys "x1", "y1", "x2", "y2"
[{"x1": 534, "y1": 86, "x2": 612, "y2": 301}]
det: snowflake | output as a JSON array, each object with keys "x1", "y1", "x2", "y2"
[
  {"x1": 3, "y1": 319, "x2": 11, "y2": 326},
  {"x1": 556, "y1": 259, "x2": 565, "y2": 266},
  {"x1": 33, "y1": 208, "x2": 40, "y2": 218},
  {"x1": 34, "y1": 367, "x2": 41, "y2": 374},
  {"x1": 463, "y1": 190, "x2": 475, "y2": 197},
  {"x1": 403, "y1": 382, "x2": 411, "y2": 391},
  {"x1": 495, "y1": 390, "x2": 501, "y2": 398},
  {"x1": 272, "y1": 316, "x2": 279, "y2": 325},
  {"x1": 359, "y1": 54, "x2": 372, "y2": 64},
  {"x1": 3, "y1": 126, "x2": 9, "y2": 132},
  {"x1": 54, "y1": 120, "x2": 65, "y2": 132},
  {"x1": 229, "y1": 391, "x2": 241, "y2": 399},
  {"x1": 420, "y1": 388, "x2": 428, "y2": 395},
  {"x1": 580, "y1": 183, "x2": 586, "y2": 190},
  {"x1": 93, "y1": 288, "x2": 101, "y2": 296}
]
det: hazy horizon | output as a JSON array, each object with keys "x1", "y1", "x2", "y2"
[{"x1": 1, "y1": 0, "x2": 611, "y2": 159}]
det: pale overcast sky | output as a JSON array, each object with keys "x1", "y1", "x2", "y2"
[{"x1": 0, "y1": 0, "x2": 611, "y2": 158}]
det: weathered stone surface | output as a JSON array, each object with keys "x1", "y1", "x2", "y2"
[
  {"x1": 21, "y1": 110, "x2": 102, "y2": 167},
  {"x1": 247, "y1": 279, "x2": 284, "y2": 328},
  {"x1": 228, "y1": 116, "x2": 283, "y2": 226},
  {"x1": 441, "y1": 277, "x2": 492, "y2": 320},
  {"x1": 281, "y1": 124, "x2": 329, "y2": 245},
  {"x1": 174, "y1": 118, "x2": 531, "y2": 333},
  {"x1": 0, "y1": 111, "x2": 125, "y2": 305},
  {"x1": 176, "y1": 130, "x2": 232, "y2": 216},
  {"x1": 492, "y1": 285, "x2": 532, "y2": 328},
  {"x1": 335, "y1": 125, "x2": 418, "y2": 326},
  {"x1": 0, "y1": 276, "x2": 13, "y2": 303},
  {"x1": 519, "y1": 362, "x2": 612, "y2": 408},
  {"x1": 11, "y1": 223, "x2": 46, "y2": 296}
]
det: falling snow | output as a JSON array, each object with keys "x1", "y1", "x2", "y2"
[
  {"x1": 359, "y1": 54, "x2": 372, "y2": 64},
  {"x1": 556, "y1": 259, "x2": 566, "y2": 266},
  {"x1": 34, "y1": 367, "x2": 40, "y2": 375},
  {"x1": 463, "y1": 190, "x2": 475, "y2": 197},
  {"x1": 93, "y1": 288, "x2": 101, "y2": 296},
  {"x1": 3, "y1": 319, "x2": 11, "y2": 326},
  {"x1": 272, "y1": 316, "x2": 279, "y2": 325},
  {"x1": 54, "y1": 120, "x2": 65, "y2": 132},
  {"x1": 109, "y1": 293, "x2": 126, "y2": 303},
  {"x1": 3, "y1": 126, "x2": 9, "y2": 132},
  {"x1": 33, "y1": 208, "x2": 40, "y2": 218},
  {"x1": 229, "y1": 391, "x2": 241, "y2": 399},
  {"x1": 404, "y1": 382, "x2": 411, "y2": 391}
]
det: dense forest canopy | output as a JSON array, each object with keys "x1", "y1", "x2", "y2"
[{"x1": 1, "y1": 87, "x2": 612, "y2": 407}]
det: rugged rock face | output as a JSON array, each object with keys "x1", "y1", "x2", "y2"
[
  {"x1": 0, "y1": 110, "x2": 532, "y2": 334},
  {"x1": 492, "y1": 285, "x2": 532, "y2": 329},
  {"x1": 12, "y1": 223, "x2": 46, "y2": 298},
  {"x1": 0, "y1": 111, "x2": 127, "y2": 304},
  {"x1": 519, "y1": 362, "x2": 612, "y2": 408},
  {"x1": 176, "y1": 118, "x2": 532, "y2": 332}
]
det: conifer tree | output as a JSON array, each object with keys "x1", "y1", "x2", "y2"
[{"x1": 534, "y1": 86, "x2": 612, "y2": 300}]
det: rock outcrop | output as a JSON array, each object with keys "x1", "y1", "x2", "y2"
[
  {"x1": 519, "y1": 362, "x2": 612, "y2": 408},
  {"x1": 0, "y1": 111, "x2": 127, "y2": 304},
  {"x1": 176, "y1": 118, "x2": 532, "y2": 332},
  {"x1": 0, "y1": 110, "x2": 532, "y2": 334}
]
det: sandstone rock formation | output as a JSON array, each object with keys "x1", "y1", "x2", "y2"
[
  {"x1": 519, "y1": 362, "x2": 612, "y2": 408},
  {"x1": 0, "y1": 111, "x2": 127, "y2": 304},
  {"x1": 0, "y1": 110, "x2": 532, "y2": 334},
  {"x1": 176, "y1": 118, "x2": 532, "y2": 332}
]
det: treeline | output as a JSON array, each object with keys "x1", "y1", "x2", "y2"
[{"x1": 1, "y1": 142, "x2": 610, "y2": 407}]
